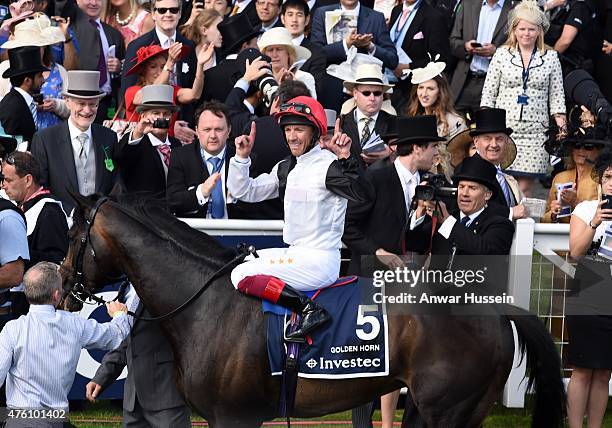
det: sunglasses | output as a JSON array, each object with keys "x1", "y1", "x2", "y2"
[
  {"x1": 357, "y1": 90, "x2": 383, "y2": 97},
  {"x1": 280, "y1": 102, "x2": 312, "y2": 114},
  {"x1": 573, "y1": 142, "x2": 601, "y2": 151},
  {"x1": 154, "y1": 6, "x2": 180, "y2": 14}
]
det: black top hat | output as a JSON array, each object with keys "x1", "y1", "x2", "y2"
[
  {"x1": 218, "y1": 14, "x2": 262, "y2": 57},
  {"x1": 452, "y1": 153, "x2": 498, "y2": 197},
  {"x1": 380, "y1": 116, "x2": 398, "y2": 141},
  {"x1": 469, "y1": 108, "x2": 513, "y2": 137},
  {"x1": 2, "y1": 46, "x2": 50, "y2": 79},
  {"x1": 0, "y1": 135, "x2": 17, "y2": 159},
  {"x1": 388, "y1": 116, "x2": 446, "y2": 145}
]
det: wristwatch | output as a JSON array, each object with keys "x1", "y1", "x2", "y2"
[
  {"x1": 164, "y1": 65, "x2": 174, "y2": 73},
  {"x1": 588, "y1": 220, "x2": 598, "y2": 230}
]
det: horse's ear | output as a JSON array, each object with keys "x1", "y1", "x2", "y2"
[
  {"x1": 68, "y1": 190, "x2": 93, "y2": 226},
  {"x1": 109, "y1": 182, "x2": 124, "y2": 199}
]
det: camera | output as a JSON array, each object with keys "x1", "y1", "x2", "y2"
[
  {"x1": 33, "y1": 93, "x2": 43, "y2": 104},
  {"x1": 414, "y1": 173, "x2": 457, "y2": 201},
  {"x1": 254, "y1": 54, "x2": 279, "y2": 108},
  {"x1": 153, "y1": 118, "x2": 170, "y2": 129}
]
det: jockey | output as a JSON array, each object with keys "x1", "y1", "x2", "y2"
[{"x1": 227, "y1": 96, "x2": 366, "y2": 340}]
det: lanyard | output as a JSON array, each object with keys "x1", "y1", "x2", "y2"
[
  {"x1": 520, "y1": 47, "x2": 537, "y2": 93},
  {"x1": 392, "y1": 1, "x2": 420, "y2": 42}
]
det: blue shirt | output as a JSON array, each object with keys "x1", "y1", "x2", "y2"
[
  {"x1": 0, "y1": 305, "x2": 132, "y2": 409},
  {"x1": 471, "y1": 0, "x2": 505, "y2": 73},
  {"x1": 0, "y1": 209, "x2": 29, "y2": 295}
]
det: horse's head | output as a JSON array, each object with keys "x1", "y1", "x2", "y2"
[{"x1": 60, "y1": 192, "x2": 124, "y2": 311}]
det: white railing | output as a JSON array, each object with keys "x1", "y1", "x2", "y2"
[{"x1": 181, "y1": 217, "x2": 574, "y2": 409}]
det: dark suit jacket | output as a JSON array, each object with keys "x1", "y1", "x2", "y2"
[
  {"x1": 121, "y1": 29, "x2": 197, "y2": 108},
  {"x1": 310, "y1": 4, "x2": 399, "y2": 69},
  {"x1": 449, "y1": 0, "x2": 514, "y2": 101},
  {"x1": 115, "y1": 133, "x2": 182, "y2": 195},
  {"x1": 341, "y1": 108, "x2": 394, "y2": 168},
  {"x1": 300, "y1": 38, "x2": 327, "y2": 97},
  {"x1": 30, "y1": 122, "x2": 118, "y2": 214},
  {"x1": 225, "y1": 87, "x2": 257, "y2": 141},
  {"x1": 343, "y1": 163, "x2": 412, "y2": 274},
  {"x1": 0, "y1": 89, "x2": 37, "y2": 145},
  {"x1": 166, "y1": 141, "x2": 249, "y2": 218},
  {"x1": 201, "y1": 58, "x2": 240, "y2": 104},
  {"x1": 55, "y1": 0, "x2": 125, "y2": 85},
  {"x1": 92, "y1": 303, "x2": 188, "y2": 412}
]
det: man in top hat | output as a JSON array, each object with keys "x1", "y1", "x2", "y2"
[
  {"x1": 31, "y1": 70, "x2": 118, "y2": 215},
  {"x1": 341, "y1": 63, "x2": 396, "y2": 168},
  {"x1": 343, "y1": 115, "x2": 443, "y2": 427},
  {"x1": 200, "y1": 12, "x2": 261, "y2": 103},
  {"x1": 448, "y1": 108, "x2": 528, "y2": 220},
  {"x1": 0, "y1": 46, "x2": 47, "y2": 147},
  {"x1": 114, "y1": 84, "x2": 182, "y2": 196},
  {"x1": 55, "y1": 0, "x2": 126, "y2": 123},
  {"x1": 121, "y1": 0, "x2": 197, "y2": 105}
]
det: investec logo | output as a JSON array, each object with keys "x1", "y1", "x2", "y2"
[{"x1": 306, "y1": 357, "x2": 382, "y2": 370}]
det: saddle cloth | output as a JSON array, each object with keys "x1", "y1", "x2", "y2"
[{"x1": 263, "y1": 277, "x2": 389, "y2": 379}]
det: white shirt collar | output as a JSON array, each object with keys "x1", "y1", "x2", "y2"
[
  {"x1": 243, "y1": 100, "x2": 255, "y2": 114},
  {"x1": 341, "y1": 2, "x2": 360, "y2": 15},
  {"x1": 148, "y1": 132, "x2": 170, "y2": 147},
  {"x1": 201, "y1": 145, "x2": 227, "y2": 162},
  {"x1": 14, "y1": 87, "x2": 33, "y2": 107},
  {"x1": 292, "y1": 34, "x2": 305, "y2": 45},
  {"x1": 394, "y1": 157, "x2": 419, "y2": 181},
  {"x1": 262, "y1": 16, "x2": 280, "y2": 30},
  {"x1": 460, "y1": 206, "x2": 486, "y2": 223},
  {"x1": 307, "y1": 0, "x2": 315, "y2": 10},
  {"x1": 67, "y1": 117, "x2": 93, "y2": 142},
  {"x1": 481, "y1": 0, "x2": 504, "y2": 8},
  {"x1": 156, "y1": 28, "x2": 177, "y2": 47},
  {"x1": 29, "y1": 304, "x2": 56, "y2": 314},
  {"x1": 355, "y1": 108, "x2": 379, "y2": 124}
]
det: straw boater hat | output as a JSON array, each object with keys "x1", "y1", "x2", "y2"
[
  {"x1": 257, "y1": 27, "x2": 311, "y2": 65},
  {"x1": 343, "y1": 63, "x2": 394, "y2": 92},
  {"x1": 62, "y1": 70, "x2": 105, "y2": 99},
  {"x1": 2, "y1": 45, "x2": 49, "y2": 78},
  {"x1": 136, "y1": 84, "x2": 179, "y2": 112},
  {"x1": 1, "y1": 13, "x2": 65, "y2": 49},
  {"x1": 446, "y1": 109, "x2": 517, "y2": 168},
  {"x1": 126, "y1": 44, "x2": 190, "y2": 76}
]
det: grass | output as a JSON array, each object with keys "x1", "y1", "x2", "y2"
[{"x1": 68, "y1": 400, "x2": 612, "y2": 427}]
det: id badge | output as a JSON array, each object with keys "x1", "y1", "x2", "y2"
[{"x1": 517, "y1": 94, "x2": 529, "y2": 105}]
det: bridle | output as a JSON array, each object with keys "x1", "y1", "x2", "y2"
[{"x1": 60, "y1": 197, "x2": 258, "y2": 322}]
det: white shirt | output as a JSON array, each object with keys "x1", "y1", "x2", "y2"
[
  {"x1": 393, "y1": 158, "x2": 419, "y2": 213},
  {"x1": 67, "y1": 118, "x2": 93, "y2": 161},
  {"x1": 438, "y1": 206, "x2": 487, "y2": 239},
  {"x1": 292, "y1": 34, "x2": 306, "y2": 46},
  {"x1": 355, "y1": 108, "x2": 379, "y2": 142},
  {"x1": 196, "y1": 146, "x2": 228, "y2": 219},
  {"x1": 307, "y1": 0, "x2": 315, "y2": 10},
  {"x1": 156, "y1": 28, "x2": 177, "y2": 48},
  {"x1": 14, "y1": 87, "x2": 33, "y2": 109},
  {"x1": 470, "y1": 0, "x2": 505, "y2": 73},
  {"x1": 0, "y1": 305, "x2": 132, "y2": 409}
]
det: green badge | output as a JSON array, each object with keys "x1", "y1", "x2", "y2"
[{"x1": 105, "y1": 158, "x2": 115, "y2": 172}]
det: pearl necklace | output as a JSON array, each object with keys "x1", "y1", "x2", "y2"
[{"x1": 115, "y1": 10, "x2": 134, "y2": 26}]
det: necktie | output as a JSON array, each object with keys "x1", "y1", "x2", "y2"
[
  {"x1": 397, "y1": 7, "x2": 411, "y2": 30},
  {"x1": 90, "y1": 19, "x2": 108, "y2": 87},
  {"x1": 496, "y1": 170, "x2": 515, "y2": 207},
  {"x1": 157, "y1": 144, "x2": 171, "y2": 168},
  {"x1": 360, "y1": 117, "x2": 373, "y2": 147},
  {"x1": 207, "y1": 157, "x2": 225, "y2": 219},
  {"x1": 76, "y1": 133, "x2": 88, "y2": 167},
  {"x1": 29, "y1": 101, "x2": 38, "y2": 128},
  {"x1": 460, "y1": 215, "x2": 470, "y2": 227},
  {"x1": 231, "y1": 3, "x2": 240, "y2": 15},
  {"x1": 406, "y1": 175, "x2": 415, "y2": 210}
]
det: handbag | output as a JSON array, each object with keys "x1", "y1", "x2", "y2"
[{"x1": 103, "y1": 100, "x2": 137, "y2": 138}]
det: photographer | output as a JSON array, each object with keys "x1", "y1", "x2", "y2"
[{"x1": 115, "y1": 85, "x2": 181, "y2": 195}]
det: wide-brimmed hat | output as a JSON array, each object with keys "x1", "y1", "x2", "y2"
[
  {"x1": 343, "y1": 63, "x2": 394, "y2": 92},
  {"x1": 257, "y1": 27, "x2": 311, "y2": 65},
  {"x1": 389, "y1": 116, "x2": 446, "y2": 146},
  {"x1": 447, "y1": 128, "x2": 517, "y2": 169},
  {"x1": 2, "y1": 45, "x2": 49, "y2": 79},
  {"x1": 126, "y1": 44, "x2": 190, "y2": 76},
  {"x1": 1, "y1": 13, "x2": 65, "y2": 49},
  {"x1": 218, "y1": 13, "x2": 262, "y2": 56},
  {"x1": 469, "y1": 108, "x2": 513, "y2": 137},
  {"x1": 452, "y1": 154, "x2": 499, "y2": 197},
  {"x1": 136, "y1": 84, "x2": 179, "y2": 112},
  {"x1": 62, "y1": 70, "x2": 105, "y2": 99},
  {"x1": 406, "y1": 58, "x2": 446, "y2": 84}
]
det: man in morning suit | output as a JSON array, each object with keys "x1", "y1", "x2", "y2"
[
  {"x1": 340, "y1": 64, "x2": 396, "y2": 168},
  {"x1": 166, "y1": 101, "x2": 247, "y2": 218},
  {"x1": 31, "y1": 71, "x2": 117, "y2": 215},
  {"x1": 0, "y1": 46, "x2": 47, "y2": 148},
  {"x1": 114, "y1": 85, "x2": 181, "y2": 195},
  {"x1": 343, "y1": 115, "x2": 444, "y2": 428},
  {"x1": 55, "y1": 0, "x2": 126, "y2": 123}
]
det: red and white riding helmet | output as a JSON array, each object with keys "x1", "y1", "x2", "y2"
[{"x1": 274, "y1": 96, "x2": 328, "y2": 140}]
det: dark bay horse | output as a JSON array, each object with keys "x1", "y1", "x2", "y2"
[{"x1": 60, "y1": 194, "x2": 564, "y2": 427}]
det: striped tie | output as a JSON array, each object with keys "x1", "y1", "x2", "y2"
[
  {"x1": 496, "y1": 170, "x2": 515, "y2": 207},
  {"x1": 29, "y1": 101, "x2": 38, "y2": 128},
  {"x1": 360, "y1": 117, "x2": 372, "y2": 146},
  {"x1": 157, "y1": 144, "x2": 171, "y2": 167}
]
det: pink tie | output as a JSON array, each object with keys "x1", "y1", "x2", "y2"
[
  {"x1": 398, "y1": 7, "x2": 411, "y2": 30},
  {"x1": 157, "y1": 144, "x2": 171, "y2": 167}
]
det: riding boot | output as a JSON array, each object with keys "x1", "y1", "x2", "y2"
[
  {"x1": 276, "y1": 285, "x2": 330, "y2": 340},
  {"x1": 236, "y1": 275, "x2": 330, "y2": 339}
]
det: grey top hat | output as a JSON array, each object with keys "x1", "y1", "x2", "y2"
[
  {"x1": 136, "y1": 85, "x2": 179, "y2": 112},
  {"x1": 62, "y1": 71, "x2": 105, "y2": 99}
]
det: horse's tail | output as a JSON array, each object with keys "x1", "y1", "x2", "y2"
[{"x1": 504, "y1": 304, "x2": 565, "y2": 428}]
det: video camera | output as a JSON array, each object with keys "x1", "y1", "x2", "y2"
[
  {"x1": 235, "y1": 48, "x2": 279, "y2": 108},
  {"x1": 414, "y1": 172, "x2": 457, "y2": 201}
]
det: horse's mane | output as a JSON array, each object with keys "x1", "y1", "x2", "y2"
[{"x1": 104, "y1": 194, "x2": 236, "y2": 266}]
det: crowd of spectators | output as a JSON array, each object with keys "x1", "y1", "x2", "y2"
[{"x1": 0, "y1": 0, "x2": 611, "y2": 424}]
